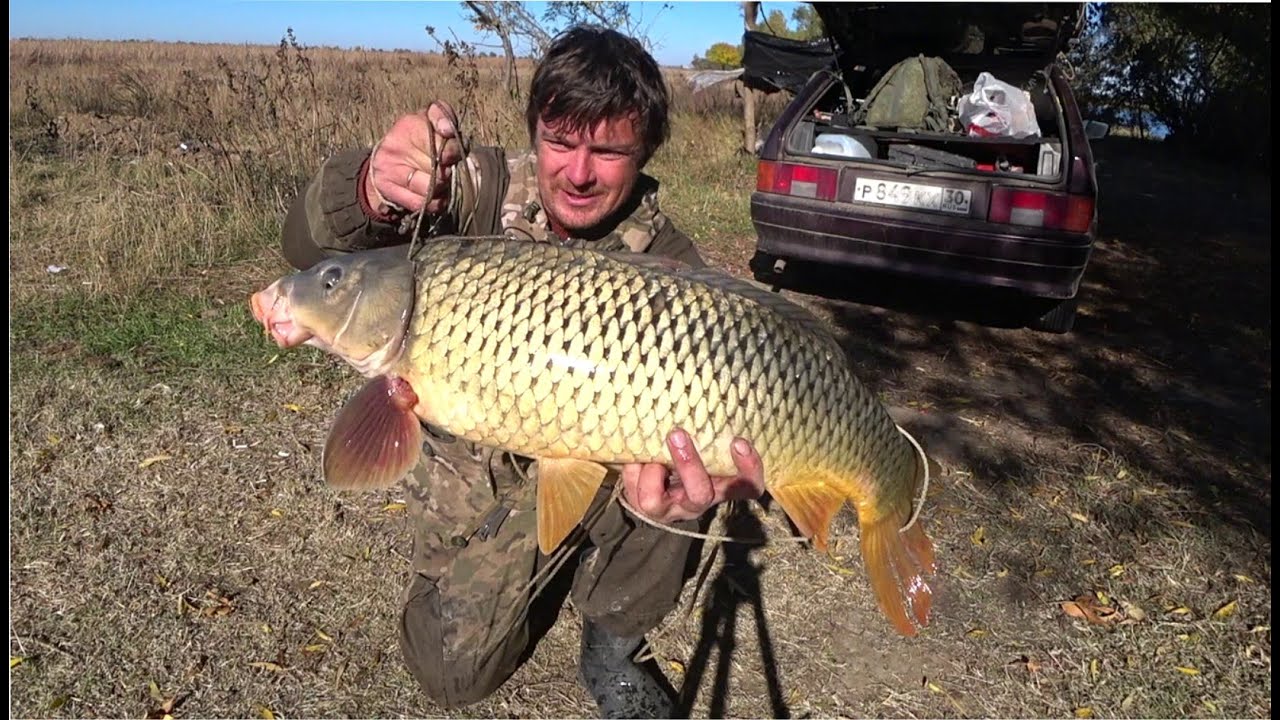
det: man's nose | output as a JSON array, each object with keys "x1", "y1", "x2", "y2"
[{"x1": 565, "y1": 148, "x2": 594, "y2": 187}]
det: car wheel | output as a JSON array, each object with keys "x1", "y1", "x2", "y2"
[{"x1": 1030, "y1": 295, "x2": 1078, "y2": 334}]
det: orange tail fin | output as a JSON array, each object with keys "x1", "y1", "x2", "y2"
[{"x1": 859, "y1": 514, "x2": 935, "y2": 636}]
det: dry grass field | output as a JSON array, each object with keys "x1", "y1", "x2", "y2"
[{"x1": 9, "y1": 36, "x2": 1271, "y2": 718}]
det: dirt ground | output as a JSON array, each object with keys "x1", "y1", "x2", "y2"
[{"x1": 10, "y1": 138, "x2": 1270, "y2": 718}]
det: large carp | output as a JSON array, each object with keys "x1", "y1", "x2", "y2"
[{"x1": 250, "y1": 238, "x2": 936, "y2": 636}]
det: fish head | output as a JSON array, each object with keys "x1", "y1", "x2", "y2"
[{"x1": 251, "y1": 247, "x2": 416, "y2": 376}]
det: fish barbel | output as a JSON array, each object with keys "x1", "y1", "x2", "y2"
[{"x1": 250, "y1": 238, "x2": 936, "y2": 636}]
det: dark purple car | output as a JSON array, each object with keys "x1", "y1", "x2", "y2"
[{"x1": 750, "y1": 3, "x2": 1108, "y2": 333}]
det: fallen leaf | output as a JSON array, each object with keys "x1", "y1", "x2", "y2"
[
  {"x1": 1074, "y1": 707, "x2": 1095, "y2": 718},
  {"x1": 926, "y1": 681, "x2": 945, "y2": 694},
  {"x1": 283, "y1": 403, "x2": 303, "y2": 412},
  {"x1": 1069, "y1": 511, "x2": 1090, "y2": 523},
  {"x1": 1089, "y1": 658, "x2": 1100, "y2": 680},
  {"x1": 1234, "y1": 573, "x2": 1255, "y2": 584},
  {"x1": 10, "y1": 656, "x2": 24, "y2": 669},
  {"x1": 258, "y1": 708, "x2": 276, "y2": 720},
  {"x1": 824, "y1": 563, "x2": 857, "y2": 576},
  {"x1": 1120, "y1": 600, "x2": 1147, "y2": 623},
  {"x1": 1175, "y1": 666, "x2": 1200, "y2": 676},
  {"x1": 1213, "y1": 600, "x2": 1238, "y2": 619},
  {"x1": 149, "y1": 681, "x2": 163, "y2": 703},
  {"x1": 315, "y1": 629, "x2": 333, "y2": 643},
  {"x1": 308, "y1": 580, "x2": 326, "y2": 590},
  {"x1": 1108, "y1": 563, "x2": 1125, "y2": 577},
  {"x1": 153, "y1": 573, "x2": 170, "y2": 588},
  {"x1": 270, "y1": 508, "x2": 283, "y2": 517},
  {"x1": 996, "y1": 568, "x2": 1009, "y2": 578},
  {"x1": 1121, "y1": 691, "x2": 1139, "y2": 711},
  {"x1": 1061, "y1": 594, "x2": 1120, "y2": 625},
  {"x1": 1095, "y1": 590, "x2": 1111, "y2": 605},
  {"x1": 383, "y1": 502, "x2": 407, "y2": 513},
  {"x1": 249, "y1": 661, "x2": 285, "y2": 672},
  {"x1": 971, "y1": 526, "x2": 986, "y2": 546},
  {"x1": 668, "y1": 660, "x2": 685, "y2": 673},
  {"x1": 139, "y1": 454, "x2": 173, "y2": 469},
  {"x1": 48, "y1": 696, "x2": 69, "y2": 710},
  {"x1": 261, "y1": 624, "x2": 272, "y2": 634},
  {"x1": 1116, "y1": 468, "x2": 1129, "y2": 480},
  {"x1": 302, "y1": 644, "x2": 328, "y2": 653},
  {"x1": 966, "y1": 628, "x2": 988, "y2": 638},
  {"x1": 1168, "y1": 606, "x2": 1193, "y2": 616}
]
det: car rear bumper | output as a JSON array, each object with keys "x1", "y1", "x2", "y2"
[{"x1": 751, "y1": 192, "x2": 1093, "y2": 299}]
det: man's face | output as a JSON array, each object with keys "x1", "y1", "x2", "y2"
[{"x1": 534, "y1": 114, "x2": 643, "y2": 235}]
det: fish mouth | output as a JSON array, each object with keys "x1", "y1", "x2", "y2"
[{"x1": 250, "y1": 281, "x2": 313, "y2": 349}]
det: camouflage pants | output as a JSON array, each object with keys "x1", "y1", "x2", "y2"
[{"x1": 398, "y1": 432, "x2": 699, "y2": 709}]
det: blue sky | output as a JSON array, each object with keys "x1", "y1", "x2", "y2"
[{"x1": 9, "y1": 0, "x2": 805, "y2": 67}]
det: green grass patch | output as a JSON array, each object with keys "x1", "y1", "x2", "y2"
[{"x1": 10, "y1": 290, "x2": 335, "y2": 380}]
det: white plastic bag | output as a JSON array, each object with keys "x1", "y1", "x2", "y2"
[{"x1": 957, "y1": 72, "x2": 1041, "y2": 139}]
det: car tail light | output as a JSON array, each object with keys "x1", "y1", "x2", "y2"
[
  {"x1": 989, "y1": 187, "x2": 1094, "y2": 233},
  {"x1": 756, "y1": 161, "x2": 838, "y2": 201}
]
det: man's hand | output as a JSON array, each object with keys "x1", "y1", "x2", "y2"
[
  {"x1": 364, "y1": 101, "x2": 463, "y2": 216},
  {"x1": 620, "y1": 429, "x2": 765, "y2": 524}
]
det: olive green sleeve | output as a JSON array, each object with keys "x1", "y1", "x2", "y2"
[
  {"x1": 281, "y1": 149, "x2": 406, "y2": 271},
  {"x1": 280, "y1": 147, "x2": 504, "y2": 271},
  {"x1": 646, "y1": 221, "x2": 707, "y2": 269}
]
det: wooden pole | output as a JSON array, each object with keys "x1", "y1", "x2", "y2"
[{"x1": 740, "y1": 2, "x2": 762, "y2": 154}]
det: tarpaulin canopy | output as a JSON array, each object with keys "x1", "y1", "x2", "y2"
[{"x1": 741, "y1": 30, "x2": 838, "y2": 94}]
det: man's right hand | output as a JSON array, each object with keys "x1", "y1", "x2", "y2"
[{"x1": 363, "y1": 101, "x2": 463, "y2": 216}]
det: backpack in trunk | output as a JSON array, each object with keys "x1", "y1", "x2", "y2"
[{"x1": 855, "y1": 55, "x2": 963, "y2": 133}]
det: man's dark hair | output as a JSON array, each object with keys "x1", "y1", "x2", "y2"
[{"x1": 526, "y1": 25, "x2": 670, "y2": 165}]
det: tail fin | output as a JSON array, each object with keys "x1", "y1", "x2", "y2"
[
  {"x1": 770, "y1": 459, "x2": 937, "y2": 637},
  {"x1": 859, "y1": 513, "x2": 935, "y2": 636},
  {"x1": 857, "y1": 448, "x2": 936, "y2": 637}
]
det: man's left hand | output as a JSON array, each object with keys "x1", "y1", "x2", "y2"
[{"x1": 620, "y1": 429, "x2": 765, "y2": 523}]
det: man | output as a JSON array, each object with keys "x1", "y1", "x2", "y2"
[{"x1": 280, "y1": 26, "x2": 765, "y2": 718}]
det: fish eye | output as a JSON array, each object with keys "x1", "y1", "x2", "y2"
[{"x1": 322, "y1": 265, "x2": 343, "y2": 291}]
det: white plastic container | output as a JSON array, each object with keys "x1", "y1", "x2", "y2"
[{"x1": 812, "y1": 132, "x2": 876, "y2": 159}]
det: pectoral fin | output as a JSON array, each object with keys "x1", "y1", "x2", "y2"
[
  {"x1": 536, "y1": 457, "x2": 609, "y2": 554},
  {"x1": 322, "y1": 375, "x2": 423, "y2": 491},
  {"x1": 770, "y1": 481, "x2": 847, "y2": 552}
]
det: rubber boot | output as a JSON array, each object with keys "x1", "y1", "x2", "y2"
[{"x1": 578, "y1": 618, "x2": 674, "y2": 719}]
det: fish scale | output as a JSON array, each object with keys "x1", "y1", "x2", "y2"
[{"x1": 407, "y1": 239, "x2": 900, "y2": 492}]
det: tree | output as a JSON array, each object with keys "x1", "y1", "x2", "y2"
[
  {"x1": 789, "y1": 4, "x2": 825, "y2": 40},
  {"x1": 1067, "y1": 2, "x2": 1271, "y2": 168},
  {"x1": 460, "y1": 0, "x2": 676, "y2": 98},
  {"x1": 753, "y1": 5, "x2": 825, "y2": 41},
  {"x1": 541, "y1": 1, "x2": 673, "y2": 55},
  {"x1": 459, "y1": 1, "x2": 550, "y2": 98},
  {"x1": 705, "y1": 42, "x2": 744, "y2": 69}
]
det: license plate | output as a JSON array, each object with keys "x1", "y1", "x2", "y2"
[{"x1": 852, "y1": 178, "x2": 972, "y2": 215}]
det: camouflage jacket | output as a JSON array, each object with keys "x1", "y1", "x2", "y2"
[
  {"x1": 281, "y1": 145, "x2": 705, "y2": 573},
  {"x1": 282, "y1": 146, "x2": 705, "y2": 270}
]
